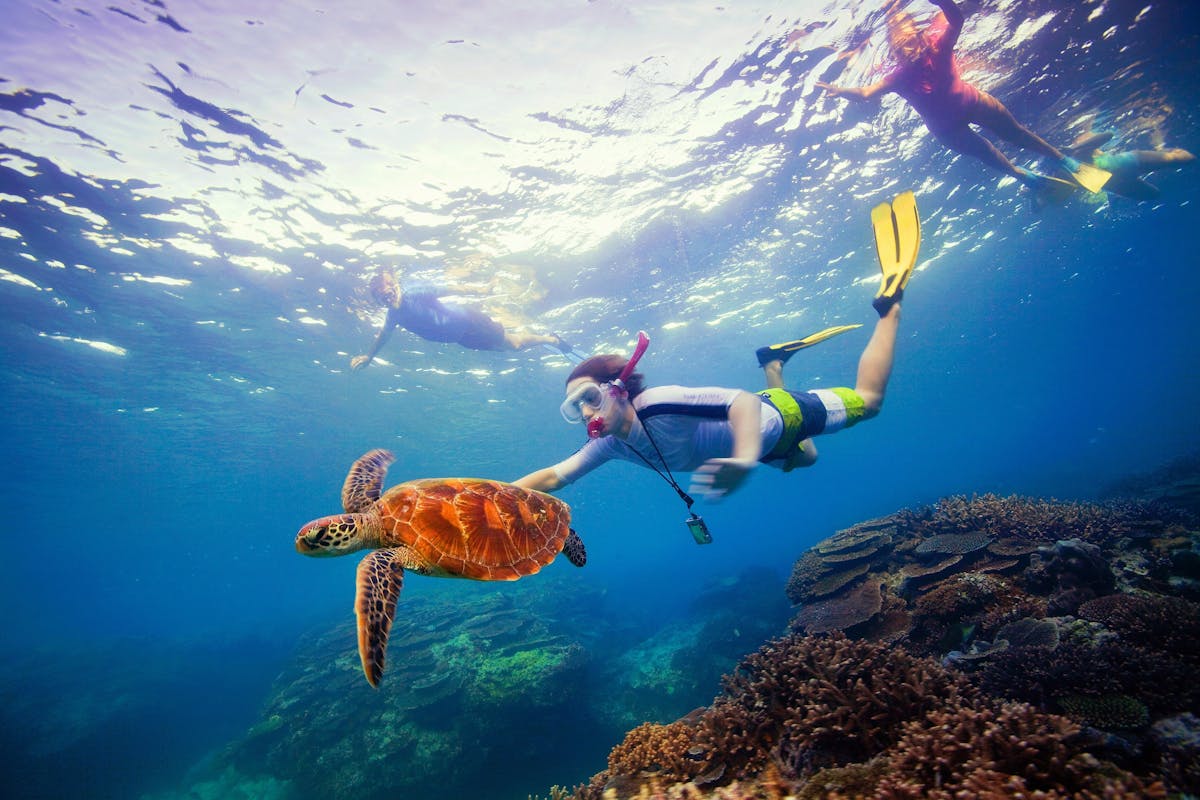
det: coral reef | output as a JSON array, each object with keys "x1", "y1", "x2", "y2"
[
  {"x1": 180, "y1": 579, "x2": 613, "y2": 800},
  {"x1": 566, "y1": 633, "x2": 1160, "y2": 800},
  {"x1": 549, "y1": 477, "x2": 1199, "y2": 799},
  {"x1": 158, "y1": 567, "x2": 791, "y2": 800},
  {"x1": 877, "y1": 700, "x2": 1161, "y2": 799}
]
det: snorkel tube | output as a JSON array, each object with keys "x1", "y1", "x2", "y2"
[{"x1": 586, "y1": 330, "x2": 650, "y2": 439}]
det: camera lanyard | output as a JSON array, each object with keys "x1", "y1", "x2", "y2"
[
  {"x1": 624, "y1": 411, "x2": 711, "y2": 543},
  {"x1": 626, "y1": 412, "x2": 693, "y2": 508}
]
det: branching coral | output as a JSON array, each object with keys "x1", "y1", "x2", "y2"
[
  {"x1": 877, "y1": 700, "x2": 1164, "y2": 799},
  {"x1": 575, "y1": 631, "x2": 1174, "y2": 800},
  {"x1": 696, "y1": 633, "x2": 976, "y2": 779},
  {"x1": 605, "y1": 719, "x2": 701, "y2": 784},
  {"x1": 1078, "y1": 593, "x2": 1200, "y2": 662},
  {"x1": 917, "y1": 494, "x2": 1172, "y2": 546}
]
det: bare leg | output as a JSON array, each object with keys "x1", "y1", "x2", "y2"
[
  {"x1": 854, "y1": 304, "x2": 900, "y2": 419},
  {"x1": 1124, "y1": 148, "x2": 1195, "y2": 172},
  {"x1": 762, "y1": 360, "x2": 785, "y2": 390},
  {"x1": 932, "y1": 123, "x2": 1031, "y2": 181},
  {"x1": 968, "y1": 92, "x2": 1066, "y2": 162},
  {"x1": 503, "y1": 331, "x2": 561, "y2": 350}
]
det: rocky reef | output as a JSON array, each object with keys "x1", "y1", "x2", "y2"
[
  {"x1": 149, "y1": 567, "x2": 790, "y2": 800},
  {"x1": 561, "y1": 488, "x2": 1200, "y2": 799},
  {"x1": 198, "y1": 580, "x2": 601, "y2": 800}
]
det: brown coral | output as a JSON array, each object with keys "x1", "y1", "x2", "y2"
[
  {"x1": 918, "y1": 494, "x2": 1171, "y2": 546},
  {"x1": 1078, "y1": 593, "x2": 1200, "y2": 662},
  {"x1": 816, "y1": 522, "x2": 896, "y2": 555},
  {"x1": 804, "y1": 562, "x2": 871, "y2": 599},
  {"x1": 793, "y1": 577, "x2": 882, "y2": 634},
  {"x1": 605, "y1": 719, "x2": 701, "y2": 784},
  {"x1": 877, "y1": 700, "x2": 1163, "y2": 799},
  {"x1": 701, "y1": 633, "x2": 976, "y2": 778},
  {"x1": 913, "y1": 531, "x2": 992, "y2": 556}
]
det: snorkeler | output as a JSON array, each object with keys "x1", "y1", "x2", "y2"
[
  {"x1": 816, "y1": 0, "x2": 1110, "y2": 197},
  {"x1": 513, "y1": 191, "x2": 920, "y2": 514},
  {"x1": 1066, "y1": 130, "x2": 1195, "y2": 202},
  {"x1": 350, "y1": 270, "x2": 573, "y2": 370}
]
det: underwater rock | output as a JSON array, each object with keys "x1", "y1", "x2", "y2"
[
  {"x1": 1149, "y1": 712, "x2": 1200, "y2": 795},
  {"x1": 994, "y1": 616, "x2": 1060, "y2": 649},
  {"x1": 1100, "y1": 452, "x2": 1200, "y2": 517},
  {"x1": 1026, "y1": 537, "x2": 1116, "y2": 615},
  {"x1": 598, "y1": 566, "x2": 792, "y2": 730}
]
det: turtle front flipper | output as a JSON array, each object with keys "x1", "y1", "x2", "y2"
[
  {"x1": 355, "y1": 547, "x2": 406, "y2": 688},
  {"x1": 563, "y1": 529, "x2": 587, "y2": 567},
  {"x1": 342, "y1": 449, "x2": 396, "y2": 513}
]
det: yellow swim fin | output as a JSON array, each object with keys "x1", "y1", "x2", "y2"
[
  {"x1": 756, "y1": 324, "x2": 863, "y2": 367},
  {"x1": 1029, "y1": 174, "x2": 1081, "y2": 211},
  {"x1": 1065, "y1": 160, "x2": 1111, "y2": 193},
  {"x1": 871, "y1": 190, "x2": 921, "y2": 316}
]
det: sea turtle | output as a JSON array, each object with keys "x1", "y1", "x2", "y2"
[{"x1": 296, "y1": 448, "x2": 586, "y2": 687}]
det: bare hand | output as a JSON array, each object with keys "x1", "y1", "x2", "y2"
[
  {"x1": 688, "y1": 458, "x2": 758, "y2": 502},
  {"x1": 815, "y1": 81, "x2": 843, "y2": 97},
  {"x1": 350, "y1": 354, "x2": 370, "y2": 370}
]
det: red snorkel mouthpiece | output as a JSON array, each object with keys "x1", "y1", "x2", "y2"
[{"x1": 587, "y1": 330, "x2": 650, "y2": 439}]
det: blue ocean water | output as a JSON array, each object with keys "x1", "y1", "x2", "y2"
[{"x1": 1, "y1": 1, "x2": 1198, "y2": 797}]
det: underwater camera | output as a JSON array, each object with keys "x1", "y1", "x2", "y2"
[{"x1": 686, "y1": 513, "x2": 713, "y2": 545}]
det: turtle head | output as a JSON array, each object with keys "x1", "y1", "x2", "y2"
[{"x1": 296, "y1": 513, "x2": 381, "y2": 556}]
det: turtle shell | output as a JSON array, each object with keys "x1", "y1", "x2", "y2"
[{"x1": 378, "y1": 478, "x2": 572, "y2": 580}]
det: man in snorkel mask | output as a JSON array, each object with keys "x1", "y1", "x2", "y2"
[
  {"x1": 815, "y1": 0, "x2": 1111, "y2": 199},
  {"x1": 514, "y1": 190, "x2": 924, "y2": 508},
  {"x1": 515, "y1": 337, "x2": 771, "y2": 502}
]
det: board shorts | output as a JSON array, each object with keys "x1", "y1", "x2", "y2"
[{"x1": 757, "y1": 387, "x2": 866, "y2": 471}]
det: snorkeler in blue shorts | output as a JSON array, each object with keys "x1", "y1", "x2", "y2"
[
  {"x1": 350, "y1": 270, "x2": 570, "y2": 370},
  {"x1": 1066, "y1": 130, "x2": 1195, "y2": 202}
]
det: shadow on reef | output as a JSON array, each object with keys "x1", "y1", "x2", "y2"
[
  {"x1": 552, "y1": 468, "x2": 1200, "y2": 799},
  {"x1": 148, "y1": 567, "x2": 792, "y2": 800}
]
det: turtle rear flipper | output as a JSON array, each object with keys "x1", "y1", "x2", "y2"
[
  {"x1": 563, "y1": 529, "x2": 587, "y2": 567},
  {"x1": 355, "y1": 547, "x2": 406, "y2": 688},
  {"x1": 342, "y1": 449, "x2": 395, "y2": 513}
]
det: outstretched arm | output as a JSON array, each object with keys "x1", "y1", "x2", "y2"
[
  {"x1": 440, "y1": 280, "x2": 492, "y2": 297},
  {"x1": 350, "y1": 314, "x2": 398, "y2": 370},
  {"x1": 816, "y1": 77, "x2": 892, "y2": 102},
  {"x1": 513, "y1": 467, "x2": 567, "y2": 493},
  {"x1": 930, "y1": 0, "x2": 963, "y2": 49}
]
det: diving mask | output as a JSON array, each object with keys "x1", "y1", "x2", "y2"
[
  {"x1": 560, "y1": 381, "x2": 608, "y2": 424},
  {"x1": 560, "y1": 331, "x2": 651, "y2": 439}
]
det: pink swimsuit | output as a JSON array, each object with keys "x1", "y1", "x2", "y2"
[{"x1": 885, "y1": 15, "x2": 981, "y2": 134}]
